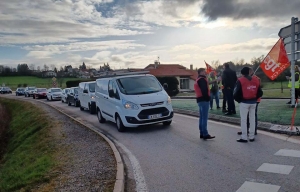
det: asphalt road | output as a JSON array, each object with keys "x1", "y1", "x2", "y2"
[{"x1": 2, "y1": 94, "x2": 300, "y2": 192}]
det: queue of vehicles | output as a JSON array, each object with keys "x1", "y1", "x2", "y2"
[{"x1": 3, "y1": 72, "x2": 174, "y2": 132}]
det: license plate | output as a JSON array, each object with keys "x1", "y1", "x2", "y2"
[{"x1": 148, "y1": 114, "x2": 162, "y2": 119}]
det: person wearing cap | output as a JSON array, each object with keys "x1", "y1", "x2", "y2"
[
  {"x1": 234, "y1": 67, "x2": 263, "y2": 143},
  {"x1": 237, "y1": 67, "x2": 261, "y2": 136},
  {"x1": 194, "y1": 68, "x2": 215, "y2": 140},
  {"x1": 286, "y1": 65, "x2": 300, "y2": 104}
]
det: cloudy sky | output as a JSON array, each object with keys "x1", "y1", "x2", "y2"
[{"x1": 0, "y1": 0, "x2": 299, "y2": 70}]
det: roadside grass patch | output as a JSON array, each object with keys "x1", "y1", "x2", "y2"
[
  {"x1": 0, "y1": 98, "x2": 56, "y2": 191},
  {"x1": 172, "y1": 99, "x2": 300, "y2": 125}
]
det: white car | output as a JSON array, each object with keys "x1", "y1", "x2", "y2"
[
  {"x1": 61, "y1": 88, "x2": 70, "y2": 103},
  {"x1": 46, "y1": 88, "x2": 62, "y2": 101},
  {"x1": 95, "y1": 72, "x2": 173, "y2": 132},
  {"x1": 78, "y1": 81, "x2": 96, "y2": 114}
]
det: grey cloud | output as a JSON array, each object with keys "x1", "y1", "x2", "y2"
[
  {"x1": 111, "y1": 56, "x2": 123, "y2": 62},
  {"x1": 125, "y1": 61, "x2": 135, "y2": 66},
  {"x1": 201, "y1": 0, "x2": 300, "y2": 20}
]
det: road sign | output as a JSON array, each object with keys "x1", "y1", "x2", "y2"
[{"x1": 278, "y1": 20, "x2": 300, "y2": 38}]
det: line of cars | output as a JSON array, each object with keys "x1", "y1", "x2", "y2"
[{"x1": 11, "y1": 72, "x2": 174, "y2": 132}]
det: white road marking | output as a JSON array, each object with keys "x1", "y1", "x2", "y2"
[
  {"x1": 113, "y1": 140, "x2": 148, "y2": 192},
  {"x1": 256, "y1": 163, "x2": 294, "y2": 175},
  {"x1": 275, "y1": 149, "x2": 300, "y2": 158},
  {"x1": 236, "y1": 181, "x2": 280, "y2": 192}
]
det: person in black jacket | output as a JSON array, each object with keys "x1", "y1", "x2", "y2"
[
  {"x1": 222, "y1": 63, "x2": 238, "y2": 115},
  {"x1": 195, "y1": 68, "x2": 215, "y2": 140}
]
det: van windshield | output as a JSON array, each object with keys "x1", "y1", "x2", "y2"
[{"x1": 116, "y1": 76, "x2": 162, "y2": 95}]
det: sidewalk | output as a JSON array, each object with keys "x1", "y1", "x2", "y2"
[{"x1": 172, "y1": 99, "x2": 300, "y2": 136}]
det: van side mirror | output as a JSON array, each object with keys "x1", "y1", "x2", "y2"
[
  {"x1": 83, "y1": 89, "x2": 88, "y2": 93},
  {"x1": 163, "y1": 83, "x2": 168, "y2": 90},
  {"x1": 109, "y1": 89, "x2": 114, "y2": 97}
]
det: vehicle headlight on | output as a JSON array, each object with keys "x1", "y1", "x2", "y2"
[
  {"x1": 91, "y1": 96, "x2": 95, "y2": 99},
  {"x1": 167, "y1": 96, "x2": 171, "y2": 104},
  {"x1": 124, "y1": 101, "x2": 139, "y2": 110}
]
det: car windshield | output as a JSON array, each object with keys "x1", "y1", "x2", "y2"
[
  {"x1": 3, "y1": 87, "x2": 9, "y2": 91},
  {"x1": 65, "y1": 89, "x2": 70, "y2": 93},
  {"x1": 37, "y1": 88, "x2": 47, "y2": 92},
  {"x1": 89, "y1": 83, "x2": 95, "y2": 92},
  {"x1": 28, "y1": 87, "x2": 35, "y2": 90},
  {"x1": 51, "y1": 88, "x2": 62, "y2": 92},
  {"x1": 116, "y1": 76, "x2": 162, "y2": 95},
  {"x1": 74, "y1": 88, "x2": 79, "y2": 94},
  {"x1": 18, "y1": 88, "x2": 24, "y2": 91}
]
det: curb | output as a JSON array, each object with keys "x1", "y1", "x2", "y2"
[
  {"x1": 174, "y1": 108, "x2": 300, "y2": 136},
  {"x1": 36, "y1": 100, "x2": 125, "y2": 192}
]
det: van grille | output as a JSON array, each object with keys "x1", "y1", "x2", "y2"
[
  {"x1": 140, "y1": 102, "x2": 164, "y2": 107},
  {"x1": 138, "y1": 107, "x2": 170, "y2": 119}
]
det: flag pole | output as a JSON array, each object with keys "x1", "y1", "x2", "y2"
[{"x1": 253, "y1": 65, "x2": 260, "y2": 75}]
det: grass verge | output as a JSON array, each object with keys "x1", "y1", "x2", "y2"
[
  {"x1": 0, "y1": 98, "x2": 56, "y2": 192},
  {"x1": 172, "y1": 99, "x2": 300, "y2": 125}
]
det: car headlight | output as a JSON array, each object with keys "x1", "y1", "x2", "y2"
[
  {"x1": 167, "y1": 96, "x2": 171, "y2": 104},
  {"x1": 123, "y1": 101, "x2": 139, "y2": 110},
  {"x1": 91, "y1": 96, "x2": 95, "y2": 99}
]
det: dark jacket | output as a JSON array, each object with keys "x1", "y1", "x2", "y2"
[
  {"x1": 222, "y1": 67, "x2": 237, "y2": 89},
  {"x1": 233, "y1": 75, "x2": 263, "y2": 103},
  {"x1": 196, "y1": 75, "x2": 210, "y2": 102}
]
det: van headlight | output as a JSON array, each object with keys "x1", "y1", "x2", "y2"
[
  {"x1": 91, "y1": 96, "x2": 95, "y2": 99},
  {"x1": 124, "y1": 101, "x2": 139, "y2": 110},
  {"x1": 167, "y1": 96, "x2": 171, "y2": 104}
]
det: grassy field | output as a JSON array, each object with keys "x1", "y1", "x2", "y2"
[
  {"x1": 172, "y1": 99, "x2": 299, "y2": 125},
  {"x1": 0, "y1": 98, "x2": 56, "y2": 191},
  {"x1": 0, "y1": 76, "x2": 81, "y2": 90}
]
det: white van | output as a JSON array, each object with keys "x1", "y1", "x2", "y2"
[
  {"x1": 95, "y1": 73, "x2": 173, "y2": 132},
  {"x1": 78, "y1": 81, "x2": 96, "y2": 114}
]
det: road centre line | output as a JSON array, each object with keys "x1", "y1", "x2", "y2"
[
  {"x1": 236, "y1": 181, "x2": 280, "y2": 192},
  {"x1": 275, "y1": 149, "x2": 300, "y2": 158},
  {"x1": 256, "y1": 163, "x2": 294, "y2": 175}
]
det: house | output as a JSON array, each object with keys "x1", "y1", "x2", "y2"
[
  {"x1": 42, "y1": 71, "x2": 57, "y2": 77},
  {"x1": 145, "y1": 62, "x2": 198, "y2": 92}
]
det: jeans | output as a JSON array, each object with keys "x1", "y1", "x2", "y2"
[
  {"x1": 224, "y1": 88, "x2": 236, "y2": 113},
  {"x1": 247, "y1": 102, "x2": 259, "y2": 133},
  {"x1": 210, "y1": 91, "x2": 220, "y2": 109},
  {"x1": 240, "y1": 103, "x2": 256, "y2": 140},
  {"x1": 197, "y1": 101, "x2": 209, "y2": 136}
]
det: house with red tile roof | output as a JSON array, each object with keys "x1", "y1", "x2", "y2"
[{"x1": 145, "y1": 62, "x2": 198, "y2": 92}]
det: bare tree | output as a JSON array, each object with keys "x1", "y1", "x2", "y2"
[
  {"x1": 37, "y1": 66, "x2": 41, "y2": 71},
  {"x1": 211, "y1": 60, "x2": 221, "y2": 69},
  {"x1": 43, "y1": 64, "x2": 49, "y2": 71},
  {"x1": 50, "y1": 64, "x2": 56, "y2": 71},
  {"x1": 29, "y1": 64, "x2": 35, "y2": 71}
]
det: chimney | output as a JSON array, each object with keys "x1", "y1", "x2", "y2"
[
  {"x1": 154, "y1": 61, "x2": 159, "y2": 69},
  {"x1": 190, "y1": 64, "x2": 193, "y2": 70}
]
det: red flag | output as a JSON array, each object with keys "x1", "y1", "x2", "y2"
[
  {"x1": 205, "y1": 61, "x2": 217, "y2": 75},
  {"x1": 260, "y1": 38, "x2": 290, "y2": 80}
]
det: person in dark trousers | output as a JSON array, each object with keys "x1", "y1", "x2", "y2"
[
  {"x1": 194, "y1": 68, "x2": 215, "y2": 140},
  {"x1": 221, "y1": 85, "x2": 227, "y2": 112},
  {"x1": 234, "y1": 67, "x2": 263, "y2": 143},
  {"x1": 208, "y1": 71, "x2": 221, "y2": 110},
  {"x1": 238, "y1": 67, "x2": 261, "y2": 135},
  {"x1": 222, "y1": 63, "x2": 237, "y2": 115},
  {"x1": 286, "y1": 65, "x2": 300, "y2": 104}
]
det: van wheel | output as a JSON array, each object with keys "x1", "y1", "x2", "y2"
[
  {"x1": 75, "y1": 101, "x2": 80, "y2": 107},
  {"x1": 80, "y1": 104, "x2": 84, "y2": 111},
  {"x1": 116, "y1": 115, "x2": 126, "y2": 132},
  {"x1": 68, "y1": 101, "x2": 71, "y2": 106},
  {"x1": 97, "y1": 108, "x2": 106, "y2": 123},
  {"x1": 89, "y1": 104, "x2": 96, "y2": 114},
  {"x1": 163, "y1": 121, "x2": 172, "y2": 126},
  {"x1": 46, "y1": 96, "x2": 49, "y2": 101}
]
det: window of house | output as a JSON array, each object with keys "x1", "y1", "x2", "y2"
[{"x1": 180, "y1": 78, "x2": 189, "y2": 89}]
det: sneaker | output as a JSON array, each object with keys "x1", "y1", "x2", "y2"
[
  {"x1": 203, "y1": 135, "x2": 215, "y2": 140},
  {"x1": 249, "y1": 138, "x2": 255, "y2": 142},
  {"x1": 287, "y1": 101, "x2": 291, "y2": 104},
  {"x1": 222, "y1": 109, "x2": 227, "y2": 112},
  {"x1": 200, "y1": 135, "x2": 203, "y2": 139},
  {"x1": 217, "y1": 107, "x2": 221, "y2": 109},
  {"x1": 236, "y1": 139, "x2": 248, "y2": 143}
]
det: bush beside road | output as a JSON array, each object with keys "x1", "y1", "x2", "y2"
[{"x1": 0, "y1": 98, "x2": 116, "y2": 191}]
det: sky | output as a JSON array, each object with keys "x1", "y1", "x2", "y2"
[{"x1": 0, "y1": 0, "x2": 299, "y2": 70}]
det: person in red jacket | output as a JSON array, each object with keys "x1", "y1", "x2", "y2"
[
  {"x1": 237, "y1": 67, "x2": 261, "y2": 135},
  {"x1": 194, "y1": 68, "x2": 215, "y2": 140},
  {"x1": 234, "y1": 67, "x2": 263, "y2": 143}
]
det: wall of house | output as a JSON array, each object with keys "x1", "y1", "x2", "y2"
[{"x1": 189, "y1": 79, "x2": 195, "y2": 91}]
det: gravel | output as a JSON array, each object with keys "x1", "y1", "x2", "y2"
[{"x1": 30, "y1": 101, "x2": 117, "y2": 192}]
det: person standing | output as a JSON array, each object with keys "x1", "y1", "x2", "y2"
[
  {"x1": 234, "y1": 67, "x2": 263, "y2": 143},
  {"x1": 221, "y1": 84, "x2": 227, "y2": 112},
  {"x1": 194, "y1": 68, "x2": 215, "y2": 140},
  {"x1": 208, "y1": 71, "x2": 221, "y2": 110},
  {"x1": 286, "y1": 65, "x2": 300, "y2": 104},
  {"x1": 222, "y1": 63, "x2": 237, "y2": 115},
  {"x1": 238, "y1": 67, "x2": 261, "y2": 135}
]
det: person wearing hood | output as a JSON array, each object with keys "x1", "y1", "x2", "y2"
[{"x1": 234, "y1": 67, "x2": 263, "y2": 143}]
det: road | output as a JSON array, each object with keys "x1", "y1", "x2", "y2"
[{"x1": 1, "y1": 94, "x2": 300, "y2": 192}]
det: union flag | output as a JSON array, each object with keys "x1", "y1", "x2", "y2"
[
  {"x1": 205, "y1": 61, "x2": 217, "y2": 75},
  {"x1": 260, "y1": 38, "x2": 290, "y2": 80}
]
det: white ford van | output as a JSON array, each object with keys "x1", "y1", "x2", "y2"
[
  {"x1": 95, "y1": 73, "x2": 173, "y2": 132},
  {"x1": 78, "y1": 81, "x2": 96, "y2": 114}
]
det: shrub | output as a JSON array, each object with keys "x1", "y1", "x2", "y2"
[
  {"x1": 17, "y1": 84, "x2": 22, "y2": 87},
  {"x1": 23, "y1": 83, "x2": 27, "y2": 87},
  {"x1": 156, "y1": 76, "x2": 179, "y2": 97}
]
